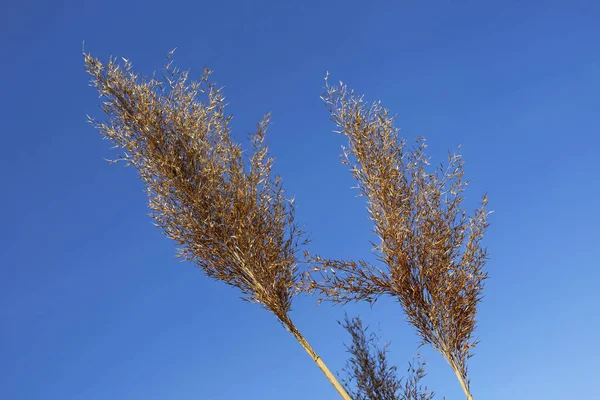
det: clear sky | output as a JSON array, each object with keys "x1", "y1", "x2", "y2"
[{"x1": 1, "y1": 1, "x2": 599, "y2": 399}]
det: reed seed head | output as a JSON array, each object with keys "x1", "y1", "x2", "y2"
[
  {"x1": 305, "y1": 77, "x2": 491, "y2": 394},
  {"x1": 84, "y1": 52, "x2": 305, "y2": 320}
]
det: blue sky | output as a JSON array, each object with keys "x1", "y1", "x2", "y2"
[{"x1": 1, "y1": 0, "x2": 599, "y2": 399}]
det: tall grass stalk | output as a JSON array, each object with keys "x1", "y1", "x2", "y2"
[
  {"x1": 305, "y1": 76, "x2": 490, "y2": 400},
  {"x1": 84, "y1": 52, "x2": 351, "y2": 400}
]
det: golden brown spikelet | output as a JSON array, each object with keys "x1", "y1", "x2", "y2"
[
  {"x1": 84, "y1": 52, "x2": 352, "y2": 400},
  {"x1": 305, "y1": 76, "x2": 490, "y2": 400}
]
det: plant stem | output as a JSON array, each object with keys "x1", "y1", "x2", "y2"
[
  {"x1": 434, "y1": 328, "x2": 473, "y2": 400},
  {"x1": 282, "y1": 318, "x2": 352, "y2": 400},
  {"x1": 448, "y1": 359, "x2": 473, "y2": 400}
]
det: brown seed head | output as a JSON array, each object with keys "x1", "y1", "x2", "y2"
[
  {"x1": 305, "y1": 76, "x2": 491, "y2": 393},
  {"x1": 84, "y1": 53, "x2": 305, "y2": 320}
]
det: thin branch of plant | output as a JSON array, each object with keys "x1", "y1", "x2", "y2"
[
  {"x1": 304, "y1": 75, "x2": 491, "y2": 400},
  {"x1": 84, "y1": 52, "x2": 351, "y2": 400}
]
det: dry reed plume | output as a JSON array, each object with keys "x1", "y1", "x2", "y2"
[
  {"x1": 305, "y1": 76, "x2": 490, "y2": 400},
  {"x1": 84, "y1": 52, "x2": 351, "y2": 400},
  {"x1": 341, "y1": 315, "x2": 435, "y2": 400}
]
